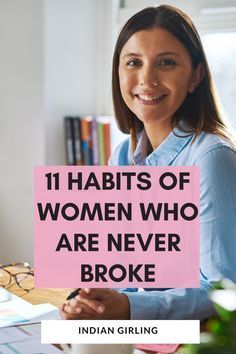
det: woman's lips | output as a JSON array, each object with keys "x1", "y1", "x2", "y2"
[{"x1": 135, "y1": 93, "x2": 167, "y2": 105}]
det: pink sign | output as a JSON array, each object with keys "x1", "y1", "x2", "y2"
[{"x1": 34, "y1": 166, "x2": 200, "y2": 288}]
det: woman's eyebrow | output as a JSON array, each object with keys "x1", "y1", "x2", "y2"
[
  {"x1": 157, "y1": 51, "x2": 180, "y2": 57},
  {"x1": 121, "y1": 52, "x2": 142, "y2": 59},
  {"x1": 121, "y1": 51, "x2": 180, "y2": 59}
]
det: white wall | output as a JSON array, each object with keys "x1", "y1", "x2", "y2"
[
  {"x1": 0, "y1": 0, "x2": 115, "y2": 265},
  {"x1": 44, "y1": 0, "x2": 114, "y2": 165},
  {"x1": 0, "y1": 0, "x2": 44, "y2": 264}
]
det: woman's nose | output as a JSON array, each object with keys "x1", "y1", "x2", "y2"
[{"x1": 139, "y1": 66, "x2": 159, "y2": 87}]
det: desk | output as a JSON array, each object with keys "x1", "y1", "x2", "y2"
[
  {"x1": 10, "y1": 284, "x2": 70, "y2": 308},
  {"x1": 1, "y1": 265, "x2": 70, "y2": 307},
  {"x1": 1, "y1": 267, "x2": 192, "y2": 354},
  {"x1": 0, "y1": 266, "x2": 70, "y2": 352}
]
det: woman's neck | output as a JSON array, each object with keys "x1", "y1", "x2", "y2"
[{"x1": 144, "y1": 119, "x2": 172, "y2": 151}]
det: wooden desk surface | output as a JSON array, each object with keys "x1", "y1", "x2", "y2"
[
  {"x1": 1, "y1": 265, "x2": 71, "y2": 307},
  {"x1": 10, "y1": 285, "x2": 71, "y2": 307}
]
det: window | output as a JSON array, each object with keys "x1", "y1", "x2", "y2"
[{"x1": 202, "y1": 32, "x2": 236, "y2": 130}]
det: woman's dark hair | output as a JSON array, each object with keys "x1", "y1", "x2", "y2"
[{"x1": 112, "y1": 5, "x2": 234, "y2": 150}]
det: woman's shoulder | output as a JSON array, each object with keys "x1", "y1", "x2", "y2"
[
  {"x1": 108, "y1": 136, "x2": 131, "y2": 166},
  {"x1": 191, "y1": 132, "x2": 236, "y2": 163}
]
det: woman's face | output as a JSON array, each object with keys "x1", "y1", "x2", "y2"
[{"x1": 119, "y1": 27, "x2": 198, "y2": 126}]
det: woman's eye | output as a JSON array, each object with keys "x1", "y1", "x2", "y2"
[
  {"x1": 158, "y1": 59, "x2": 176, "y2": 67},
  {"x1": 126, "y1": 59, "x2": 141, "y2": 67}
]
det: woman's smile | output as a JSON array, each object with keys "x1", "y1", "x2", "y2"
[{"x1": 134, "y1": 93, "x2": 168, "y2": 105}]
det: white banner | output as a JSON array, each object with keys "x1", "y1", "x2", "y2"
[{"x1": 41, "y1": 320, "x2": 200, "y2": 344}]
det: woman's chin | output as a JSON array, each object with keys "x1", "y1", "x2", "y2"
[{"x1": 136, "y1": 115, "x2": 172, "y2": 126}]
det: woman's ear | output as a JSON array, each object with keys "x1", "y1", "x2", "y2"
[{"x1": 188, "y1": 63, "x2": 205, "y2": 93}]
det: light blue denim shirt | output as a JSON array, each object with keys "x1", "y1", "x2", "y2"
[{"x1": 109, "y1": 126, "x2": 236, "y2": 320}]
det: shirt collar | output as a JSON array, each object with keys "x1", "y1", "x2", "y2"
[{"x1": 132, "y1": 125, "x2": 194, "y2": 166}]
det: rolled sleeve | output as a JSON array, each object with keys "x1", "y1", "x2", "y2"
[{"x1": 122, "y1": 277, "x2": 214, "y2": 320}]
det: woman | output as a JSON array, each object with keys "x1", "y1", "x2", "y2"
[{"x1": 60, "y1": 4, "x2": 236, "y2": 322}]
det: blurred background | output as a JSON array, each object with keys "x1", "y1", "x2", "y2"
[{"x1": 0, "y1": 0, "x2": 235, "y2": 265}]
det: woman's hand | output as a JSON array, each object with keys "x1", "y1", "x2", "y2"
[{"x1": 60, "y1": 288, "x2": 130, "y2": 320}]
